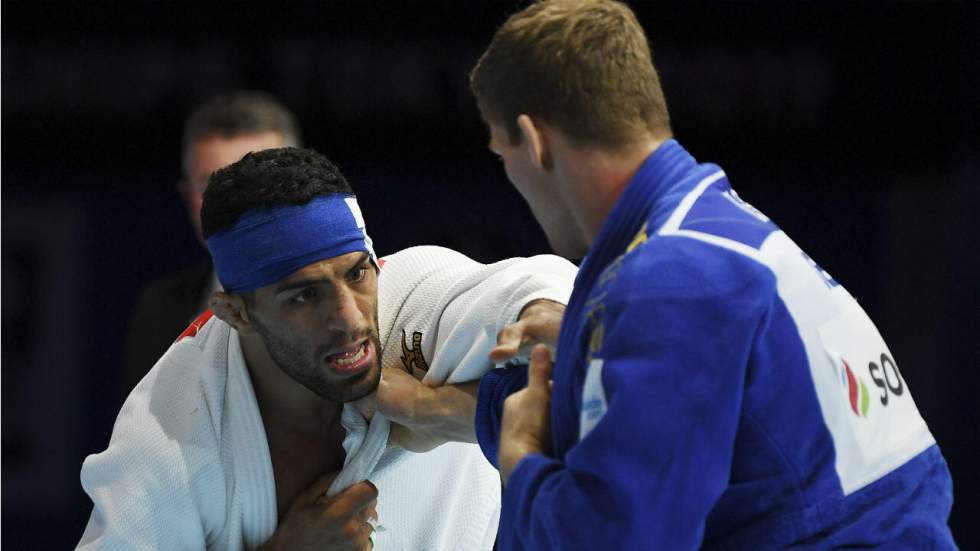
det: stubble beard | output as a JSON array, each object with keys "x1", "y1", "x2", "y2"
[{"x1": 252, "y1": 316, "x2": 384, "y2": 404}]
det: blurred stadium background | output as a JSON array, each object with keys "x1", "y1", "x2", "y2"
[{"x1": 3, "y1": 1, "x2": 977, "y2": 547}]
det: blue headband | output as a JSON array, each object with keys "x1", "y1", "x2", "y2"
[{"x1": 206, "y1": 194, "x2": 377, "y2": 292}]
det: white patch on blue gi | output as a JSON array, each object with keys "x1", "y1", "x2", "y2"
[{"x1": 579, "y1": 359, "x2": 607, "y2": 440}]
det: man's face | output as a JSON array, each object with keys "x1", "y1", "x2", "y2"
[
  {"x1": 488, "y1": 122, "x2": 586, "y2": 258},
  {"x1": 181, "y1": 132, "x2": 287, "y2": 246},
  {"x1": 246, "y1": 251, "x2": 382, "y2": 403}
]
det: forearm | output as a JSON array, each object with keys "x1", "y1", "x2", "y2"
[
  {"x1": 418, "y1": 380, "x2": 479, "y2": 443},
  {"x1": 381, "y1": 373, "x2": 480, "y2": 451}
]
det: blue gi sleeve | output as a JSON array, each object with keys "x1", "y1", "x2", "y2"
[
  {"x1": 497, "y1": 261, "x2": 773, "y2": 550},
  {"x1": 476, "y1": 365, "x2": 529, "y2": 468}
]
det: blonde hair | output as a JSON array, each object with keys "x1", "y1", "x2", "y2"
[{"x1": 470, "y1": 0, "x2": 671, "y2": 149}]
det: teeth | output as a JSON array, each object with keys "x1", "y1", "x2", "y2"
[{"x1": 330, "y1": 343, "x2": 366, "y2": 366}]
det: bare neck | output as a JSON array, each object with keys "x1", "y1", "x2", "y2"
[
  {"x1": 558, "y1": 137, "x2": 666, "y2": 247},
  {"x1": 239, "y1": 332, "x2": 342, "y2": 433}
]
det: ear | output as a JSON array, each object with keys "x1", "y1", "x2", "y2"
[
  {"x1": 517, "y1": 114, "x2": 552, "y2": 172},
  {"x1": 209, "y1": 291, "x2": 256, "y2": 335}
]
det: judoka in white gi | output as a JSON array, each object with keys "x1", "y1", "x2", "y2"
[{"x1": 78, "y1": 147, "x2": 576, "y2": 550}]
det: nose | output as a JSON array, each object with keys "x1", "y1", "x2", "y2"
[{"x1": 325, "y1": 284, "x2": 367, "y2": 334}]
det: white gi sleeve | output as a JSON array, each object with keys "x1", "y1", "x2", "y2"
[
  {"x1": 378, "y1": 245, "x2": 578, "y2": 384},
  {"x1": 77, "y1": 353, "x2": 226, "y2": 550}
]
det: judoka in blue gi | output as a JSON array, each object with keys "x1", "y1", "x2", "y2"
[{"x1": 466, "y1": 0, "x2": 958, "y2": 549}]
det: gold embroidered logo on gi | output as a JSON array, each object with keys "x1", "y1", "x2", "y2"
[
  {"x1": 589, "y1": 322, "x2": 605, "y2": 356},
  {"x1": 596, "y1": 256, "x2": 624, "y2": 290},
  {"x1": 400, "y1": 330, "x2": 429, "y2": 374},
  {"x1": 586, "y1": 304, "x2": 605, "y2": 360},
  {"x1": 626, "y1": 222, "x2": 649, "y2": 254}
]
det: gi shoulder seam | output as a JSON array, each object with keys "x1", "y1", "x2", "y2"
[{"x1": 658, "y1": 169, "x2": 770, "y2": 264}]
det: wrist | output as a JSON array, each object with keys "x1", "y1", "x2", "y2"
[
  {"x1": 420, "y1": 383, "x2": 479, "y2": 443},
  {"x1": 499, "y1": 440, "x2": 538, "y2": 486},
  {"x1": 412, "y1": 384, "x2": 442, "y2": 427}
]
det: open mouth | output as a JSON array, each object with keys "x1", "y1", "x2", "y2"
[{"x1": 323, "y1": 339, "x2": 373, "y2": 376}]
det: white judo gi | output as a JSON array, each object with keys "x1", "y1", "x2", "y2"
[{"x1": 78, "y1": 246, "x2": 576, "y2": 550}]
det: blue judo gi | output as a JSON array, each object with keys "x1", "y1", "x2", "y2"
[{"x1": 476, "y1": 140, "x2": 956, "y2": 550}]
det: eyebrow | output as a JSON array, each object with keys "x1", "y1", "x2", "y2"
[{"x1": 273, "y1": 253, "x2": 371, "y2": 295}]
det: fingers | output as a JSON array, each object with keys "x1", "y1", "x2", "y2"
[
  {"x1": 376, "y1": 369, "x2": 427, "y2": 423},
  {"x1": 527, "y1": 344, "x2": 553, "y2": 390},
  {"x1": 491, "y1": 311, "x2": 563, "y2": 364},
  {"x1": 336, "y1": 482, "x2": 379, "y2": 549},
  {"x1": 488, "y1": 344, "x2": 519, "y2": 363},
  {"x1": 331, "y1": 480, "x2": 379, "y2": 515},
  {"x1": 351, "y1": 392, "x2": 378, "y2": 421},
  {"x1": 302, "y1": 470, "x2": 342, "y2": 504},
  {"x1": 490, "y1": 346, "x2": 525, "y2": 363},
  {"x1": 490, "y1": 321, "x2": 526, "y2": 363},
  {"x1": 379, "y1": 365, "x2": 415, "y2": 387},
  {"x1": 340, "y1": 512, "x2": 376, "y2": 551},
  {"x1": 387, "y1": 422, "x2": 408, "y2": 450},
  {"x1": 360, "y1": 503, "x2": 379, "y2": 523},
  {"x1": 359, "y1": 520, "x2": 376, "y2": 550}
]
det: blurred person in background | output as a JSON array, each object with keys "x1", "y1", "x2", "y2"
[{"x1": 120, "y1": 91, "x2": 300, "y2": 398}]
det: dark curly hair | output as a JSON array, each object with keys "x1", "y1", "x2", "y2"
[{"x1": 201, "y1": 147, "x2": 353, "y2": 238}]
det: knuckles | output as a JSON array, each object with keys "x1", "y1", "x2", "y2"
[{"x1": 342, "y1": 519, "x2": 364, "y2": 540}]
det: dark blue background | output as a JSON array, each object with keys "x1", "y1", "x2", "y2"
[{"x1": 3, "y1": 1, "x2": 977, "y2": 547}]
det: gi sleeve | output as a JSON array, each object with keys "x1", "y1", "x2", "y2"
[
  {"x1": 423, "y1": 248, "x2": 574, "y2": 463},
  {"x1": 76, "y1": 363, "x2": 225, "y2": 550},
  {"x1": 382, "y1": 245, "x2": 577, "y2": 386},
  {"x1": 497, "y1": 264, "x2": 772, "y2": 550},
  {"x1": 476, "y1": 364, "x2": 529, "y2": 468},
  {"x1": 428, "y1": 249, "x2": 576, "y2": 386}
]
